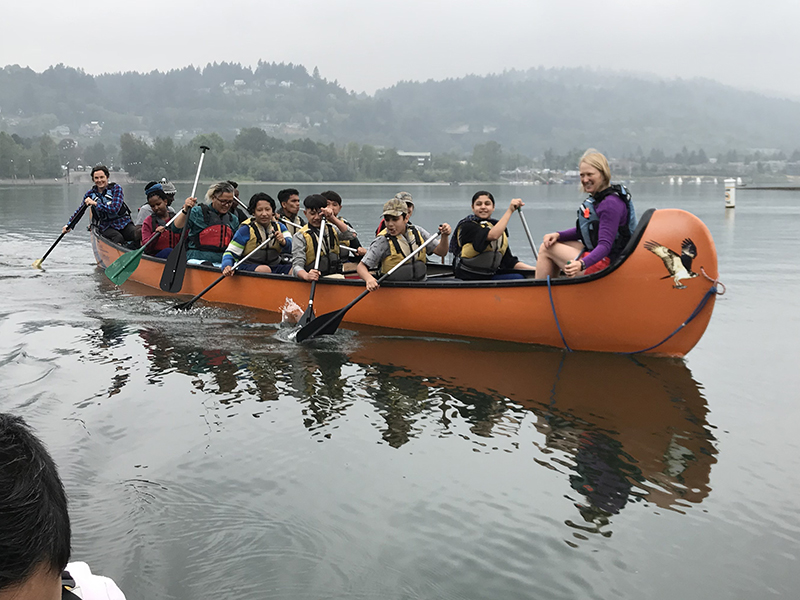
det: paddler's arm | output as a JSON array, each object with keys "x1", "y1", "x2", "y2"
[
  {"x1": 171, "y1": 197, "x2": 197, "y2": 230},
  {"x1": 487, "y1": 198, "x2": 523, "y2": 241},
  {"x1": 431, "y1": 223, "x2": 452, "y2": 257}
]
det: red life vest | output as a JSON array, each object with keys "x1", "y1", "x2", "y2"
[{"x1": 190, "y1": 204, "x2": 235, "y2": 252}]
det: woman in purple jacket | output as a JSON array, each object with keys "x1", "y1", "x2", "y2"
[{"x1": 535, "y1": 149, "x2": 635, "y2": 279}]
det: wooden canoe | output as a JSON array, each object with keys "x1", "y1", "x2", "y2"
[{"x1": 91, "y1": 208, "x2": 720, "y2": 356}]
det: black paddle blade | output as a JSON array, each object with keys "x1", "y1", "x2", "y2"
[
  {"x1": 160, "y1": 235, "x2": 188, "y2": 293},
  {"x1": 295, "y1": 308, "x2": 347, "y2": 342},
  {"x1": 173, "y1": 298, "x2": 195, "y2": 311},
  {"x1": 297, "y1": 306, "x2": 315, "y2": 327}
]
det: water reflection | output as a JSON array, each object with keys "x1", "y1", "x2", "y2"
[
  {"x1": 348, "y1": 336, "x2": 718, "y2": 528},
  {"x1": 80, "y1": 316, "x2": 717, "y2": 532}
]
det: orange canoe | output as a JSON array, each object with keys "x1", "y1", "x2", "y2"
[{"x1": 91, "y1": 208, "x2": 721, "y2": 356}]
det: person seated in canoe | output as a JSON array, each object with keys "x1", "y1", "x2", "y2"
[
  {"x1": 375, "y1": 191, "x2": 414, "y2": 235},
  {"x1": 221, "y1": 192, "x2": 292, "y2": 276},
  {"x1": 535, "y1": 149, "x2": 636, "y2": 278},
  {"x1": 357, "y1": 198, "x2": 452, "y2": 291},
  {"x1": 172, "y1": 181, "x2": 239, "y2": 266},
  {"x1": 291, "y1": 194, "x2": 357, "y2": 281},
  {"x1": 450, "y1": 191, "x2": 535, "y2": 280},
  {"x1": 277, "y1": 188, "x2": 306, "y2": 235},
  {"x1": 62, "y1": 165, "x2": 137, "y2": 247},
  {"x1": 321, "y1": 190, "x2": 366, "y2": 268},
  {"x1": 140, "y1": 183, "x2": 192, "y2": 258},
  {"x1": 134, "y1": 179, "x2": 177, "y2": 243}
]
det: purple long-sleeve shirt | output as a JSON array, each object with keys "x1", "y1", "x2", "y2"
[{"x1": 557, "y1": 194, "x2": 628, "y2": 269}]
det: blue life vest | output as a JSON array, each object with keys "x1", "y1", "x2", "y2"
[
  {"x1": 576, "y1": 184, "x2": 637, "y2": 261},
  {"x1": 88, "y1": 183, "x2": 131, "y2": 226}
]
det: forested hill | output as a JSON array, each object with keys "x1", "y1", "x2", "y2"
[{"x1": 2, "y1": 62, "x2": 800, "y2": 156}]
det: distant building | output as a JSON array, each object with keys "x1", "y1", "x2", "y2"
[
  {"x1": 397, "y1": 151, "x2": 432, "y2": 168},
  {"x1": 49, "y1": 125, "x2": 71, "y2": 137}
]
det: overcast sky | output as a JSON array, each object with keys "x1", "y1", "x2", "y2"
[{"x1": 2, "y1": 0, "x2": 798, "y2": 98}]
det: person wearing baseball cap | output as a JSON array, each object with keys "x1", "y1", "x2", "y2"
[
  {"x1": 357, "y1": 197, "x2": 451, "y2": 290},
  {"x1": 375, "y1": 191, "x2": 415, "y2": 236}
]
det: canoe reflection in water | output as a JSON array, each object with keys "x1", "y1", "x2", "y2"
[
  {"x1": 82, "y1": 318, "x2": 717, "y2": 531},
  {"x1": 348, "y1": 335, "x2": 718, "y2": 528}
]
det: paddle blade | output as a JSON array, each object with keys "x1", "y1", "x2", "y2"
[
  {"x1": 105, "y1": 246, "x2": 147, "y2": 285},
  {"x1": 31, "y1": 258, "x2": 44, "y2": 269},
  {"x1": 295, "y1": 308, "x2": 347, "y2": 342},
  {"x1": 297, "y1": 306, "x2": 315, "y2": 327},
  {"x1": 160, "y1": 236, "x2": 188, "y2": 293},
  {"x1": 173, "y1": 298, "x2": 195, "y2": 311}
]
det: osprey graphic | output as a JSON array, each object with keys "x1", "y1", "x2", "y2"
[{"x1": 644, "y1": 238, "x2": 698, "y2": 289}]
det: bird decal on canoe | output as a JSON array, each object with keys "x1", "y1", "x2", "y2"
[{"x1": 644, "y1": 238, "x2": 698, "y2": 289}]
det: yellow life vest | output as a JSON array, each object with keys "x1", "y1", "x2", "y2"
[
  {"x1": 379, "y1": 224, "x2": 427, "y2": 281},
  {"x1": 456, "y1": 220, "x2": 508, "y2": 276},
  {"x1": 242, "y1": 218, "x2": 282, "y2": 266},
  {"x1": 301, "y1": 223, "x2": 341, "y2": 274}
]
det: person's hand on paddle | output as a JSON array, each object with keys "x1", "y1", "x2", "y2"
[
  {"x1": 542, "y1": 232, "x2": 560, "y2": 248},
  {"x1": 155, "y1": 225, "x2": 166, "y2": 234},
  {"x1": 438, "y1": 223, "x2": 452, "y2": 236},
  {"x1": 222, "y1": 265, "x2": 234, "y2": 277},
  {"x1": 84, "y1": 197, "x2": 98, "y2": 207},
  {"x1": 300, "y1": 268, "x2": 321, "y2": 282},
  {"x1": 564, "y1": 259, "x2": 585, "y2": 278},
  {"x1": 183, "y1": 197, "x2": 197, "y2": 212},
  {"x1": 273, "y1": 222, "x2": 286, "y2": 246},
  {"x1": 61, "y1": 225, "x2": 71, "y2": 234},
  {"x1": 356, "y1": 247, "x2": 367, "y2": 257},
  {"x1": 364, "y1": 273, "x2": 379, "y2": 292},
  {"x1": 508, "y1": 198, "x2": 524, "y2": 212}
]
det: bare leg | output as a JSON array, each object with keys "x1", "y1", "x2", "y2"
[
  {"x1": 535, "y1": 240, "x2": 584, "y2": 279},
  {"x1": 254, "y1": 265, "x2": 273, "y2": 273}
]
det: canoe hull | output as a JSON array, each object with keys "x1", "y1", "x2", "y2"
[{"x1": 92, "y1": 209, "x2": 718, "y2": 356}]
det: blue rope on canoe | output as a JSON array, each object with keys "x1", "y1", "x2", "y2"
[
  {"x1": 546, "y1": 269, "x2": 725, "y2": 355},
  {"x1": 620, "y1": 284, "x2": 718, "y2": 355},
  {"x1": 546, "y1": 275, "x2": 573, "y2": 352}
]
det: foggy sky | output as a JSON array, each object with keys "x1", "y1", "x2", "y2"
[{"x1": 3, "y1": 0, "x2": 798, "y2": 99}]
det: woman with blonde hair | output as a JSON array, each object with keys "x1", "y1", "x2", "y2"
[
  {"x1": 172, "y1": 181, "x2": 240, "y2": 265},
  {"x1": 535, "y1": 149, "x2": 636, "y2": 279}
]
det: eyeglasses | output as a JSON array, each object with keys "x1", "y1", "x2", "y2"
[{"x1": 217, "y1": 199, "x2": 234, "y2": 206}]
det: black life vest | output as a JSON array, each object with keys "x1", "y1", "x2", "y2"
[
  {"x1": 88, "y1": 184, "x2": 131, "y2": 226},
  {"x1": 576, "y1": 184, "x2": 637, "y2": 261},
  {"x1": 454, "y1": 219, "x2": 508, "y2": 278},
  {"x1": 190, "y1": 204, "x2": 235, "y2": 252}
]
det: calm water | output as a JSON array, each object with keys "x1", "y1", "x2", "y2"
[{"x1": 1, "y1": 181, "x2": 799, "y2": 599}]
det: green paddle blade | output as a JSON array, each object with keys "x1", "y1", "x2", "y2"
[{"x1": 105, "y1": 246, "x2": 146, "y2": 285}]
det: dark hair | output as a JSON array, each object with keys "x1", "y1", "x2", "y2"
[
  {"x1": 277, "y1": 188, "x2": 300, "y2": 205},
  {"x1": 303, "y1": 194, "x2": 327, "y2": 210},
  {"x1": 144, "y1": 181, "x2": 158, "y2": 192},
  {"x1": 0, "y1": 414, "x2": 71, "y2": 591},
  {"x1": 471, "y1": 190, "x2": 495, "y2": 206},
  {"x1": 91, "y1": 165, "x2": 110, "y2": 178},
  {"x1": 248, "y1": 192, "x2": 276, "y2": 214},
  {"x1": 320, "y1": 190, "x2": 342, "y2": 206},
  {"x1": 226, "y1": 180, "x2": 238, "y2": 189}
]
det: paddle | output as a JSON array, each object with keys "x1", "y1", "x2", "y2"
[
  {"x1": 295, "y1": 232, "x2": 439, "y2": 342},
  {"x1": 105, "y1": 209, "x2": 185, "y2": 285},
  {"x1": 32, "y1": 203, "x2": 89, "y2": 269},
  {"x1": 159, "y1": 145, "x2": 209, "y2": 293},
  {"x1": 518, "y1": 208, "x2": 538, "y2": 260},
  {"x1": 297, "y1": 217, "x2": 327, "y2": 327},
  {"x1": 173, "y1": 232, "x2": 275, "y2": 310}
]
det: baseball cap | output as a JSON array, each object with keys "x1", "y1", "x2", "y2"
[{"x1": 382, "y1": 198, "x2": 408, "y2": 217}]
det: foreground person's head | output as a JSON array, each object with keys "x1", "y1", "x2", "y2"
[
  {"x1": 579, "y1": 149, "x2": 611, "y2": 196},
  {"x1": 303, "y1": 194, "x2": 328, "y2": 228},
  {"x1": 0, "y1": 414, "x2": 70, "y2": 600},
  {"x1": 205, "y1": 181, "x2": 236, "y2": 214}
]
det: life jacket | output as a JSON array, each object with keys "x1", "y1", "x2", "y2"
[
  {"x1": 88, "y1": 184, "x2": 131, "y2": 226},
  {"x1": 242, "y1": 218, "x2": 283, "y2": 266},
  {"x1": 301, "y1": 223, "x2": 341, "y2": 275},
  {"x1": 144, "y1": 210, "x2": 180, "y2": 254},
  {"x1": 190, "y1": 203, "x2": 235, "y2": 252},
  {"x1": 278, "y1": 209, "x2": 305, "y2": 235},
  {"x1": 379, "y1": 224, "x2": 427, "y2": 281},
  {"x1": 576, "y1": 184, "x2": 637, "y2": 261},
  {"x1": 455, "y1": 219, "x2": 508, "y2": 277}
]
